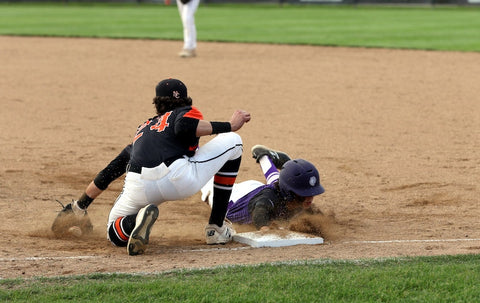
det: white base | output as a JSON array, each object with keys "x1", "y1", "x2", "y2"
[{"x1": 233, "y1": 230, "x2": 324, "y2": 248}]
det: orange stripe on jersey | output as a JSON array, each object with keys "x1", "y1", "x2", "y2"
[
  {"x1": 214, "y1": 175, "x2": 236, "y2": 186},
  {"x1": 183, "y1": 106, "x2": 204, "y2": 120},
  {"x1": 132, "y1": 132, "x2": 143, "y2": 144},
  {"x1": 114, "y1": 217, "x2": 129, "y2": 241}
]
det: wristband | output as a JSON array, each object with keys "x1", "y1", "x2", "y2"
[{"x1": 210, "y1": 122, "x2": 231, "y2": 134}]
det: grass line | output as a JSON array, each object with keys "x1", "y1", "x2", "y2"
[
  {"x1": 0, "y1": 3, "x2": 479, "y2": 51},
  {"x1": 2, "y1": 255, "x2": 480, "y2": 302}
]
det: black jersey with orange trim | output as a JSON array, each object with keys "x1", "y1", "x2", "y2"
[{"x1": 129, "y1": 106, "x2": 204, "y2": 170}]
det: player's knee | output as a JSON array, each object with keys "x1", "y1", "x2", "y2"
[
  {"x1": 229, "y1": 132, "x2": 242, "y2": 145},
  {"x1": 216, "y1": 132, "x2": 241, "y2": 144},
  {"x1": 218, "y1": 132, "x2": 243, "y2": 158}
]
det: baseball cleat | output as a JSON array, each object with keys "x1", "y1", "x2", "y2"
[
  {"x1": 179, "y1": 48, "x2": 196, "y2": 58},
  {"x1": 205, "y1": 220, "x2": 236, "y2": 245},
  {"x1": 251, "y1": 145, "x2": 291, "y2": 169},
  {"x1": 127, "y1": 204, "x2": 159, "y2": 256}
]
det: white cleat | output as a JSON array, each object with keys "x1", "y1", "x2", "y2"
[
  {"x1": 205, "y1": 220, "x2": 236, "y2": 245},
  {"x1": 179, "y1": 48, "x2": 196, "y2": 58}
]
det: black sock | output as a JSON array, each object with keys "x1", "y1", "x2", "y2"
[
  {"x1": 77, "y1": 192, "x2": 94, "y2": 209},
  {"x1": 108, "y1": 214, "x2": 136, "y2": 247},
  {"x1": 208, "y1": 157, "x2": 241, "y2": 226}
]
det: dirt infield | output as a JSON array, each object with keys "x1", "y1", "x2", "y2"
[{"x1": 0, "y1": 36, "x2": 479, "y2": 279}]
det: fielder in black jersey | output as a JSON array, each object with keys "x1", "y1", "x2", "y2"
[
  {"x1": 52, "y1": 78, "x2": 251, "y2": 256},
  {"x1": 127, "y1": 105, "x2": 203, "y2": 172}
]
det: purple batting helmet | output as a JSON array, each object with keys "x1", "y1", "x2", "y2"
[{"x1": 279, "y1": 159, "x2": 325, "y2": 197}]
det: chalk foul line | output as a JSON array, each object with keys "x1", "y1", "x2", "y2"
[
  {"x1": 343, "y1": 238, "x2": 480, "y2": 244},
  {"x1": 0, "y1": 255, "x2": 96, "y2": 262},
  {"x1": 2, "y1": 238, "x2": 480, "y2": 262}
]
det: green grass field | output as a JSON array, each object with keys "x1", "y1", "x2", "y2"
[
  {"x1": 1, "y1": 3, "x2": 480, "y2": 301},
  {"x1": 0, "y1": 3, "x2": 479, "y2": 51},
  {"x1": 2, "y1": 255, "x2": 480, "y2": 302}
]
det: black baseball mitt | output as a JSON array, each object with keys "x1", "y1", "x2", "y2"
[{"x1": 51, "y1": 200, "x2": 93, "y2": 237}]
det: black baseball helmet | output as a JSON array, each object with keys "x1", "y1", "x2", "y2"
[{"x1": 279, "y1": 159, "x2": 325, "y2": 197}]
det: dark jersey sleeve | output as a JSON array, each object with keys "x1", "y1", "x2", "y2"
[
  {"x1": 174, "y1": 106, "x2": 203, "y2": 155},
  {"x1": 93, "y1": 144, "x2": 132, "y2": 190},
  {"x1": 174, "y1": 106, "x2": 203, "y2": 136},
  {"x1": 248, "y1": 188, "x2": 278, "y2": 229}
]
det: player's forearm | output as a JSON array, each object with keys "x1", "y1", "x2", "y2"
[
  {"x1": 195, "y1": 110, "x2": 251, "y2": 137},
  {"x1": 196, "y1": 120, "x2": 214, "y2": 136},
  {"x1": 93, "y1": 145, "x2": 131, "y2": 190},
  {"x1": 196, "y1": 120, "x2": 232, "y2": 137},
  {"x1": 85, "y1": 181, "x2": 103, "y2": 199}
]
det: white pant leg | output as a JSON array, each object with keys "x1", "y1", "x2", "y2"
[
  {"x1": 176, "y1": 0, "x2": 199, "y2": 50},
  {"x1": 161, "y1": 133, "x2": 243, "y2": 199},
  {"x1": 229, "y1": 180, "x2": 264, "y2": 203},
  {"x1": 107, "y1": 172, "x2": 151, "y2": 226},
  {"x1": 201, "y1": 179, "x2": 263, "y2": 208},
  {"x1": 189, "y1": 132, "x2": 243, "y2": 183},
  {"x1": 107, "y1": 132, "x2": 243, "y2": 227}
]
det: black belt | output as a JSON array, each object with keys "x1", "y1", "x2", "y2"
[{"x1": 128, "y1": 157, "x2": 182, "y2": 174}]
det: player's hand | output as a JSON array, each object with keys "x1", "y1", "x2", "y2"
[
  {"x1": 260, "y1": 226, "x2": 270, "y2": 232},
  {"x1": 230, "y1": 110, "x2": 251, "y2": 131}
]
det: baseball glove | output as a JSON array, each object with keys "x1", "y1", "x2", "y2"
[{"x1": 51, "y1": 200, "x2": 93, "y2": 237}]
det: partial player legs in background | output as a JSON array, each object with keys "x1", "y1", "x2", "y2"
[
  {"x1": 176, "y1": 0, "x2": 200, "y2": 57},
  {"x1": 179, "y1": 48, "x2": 196, "y2": 58}
]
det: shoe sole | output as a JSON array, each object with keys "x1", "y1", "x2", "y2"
[
  {"x1": 251, "y1": 144, "x2": 291, "y2": 169},
  {"x1": 127, "y1": 205, "x2": 159, "y2": 256}
]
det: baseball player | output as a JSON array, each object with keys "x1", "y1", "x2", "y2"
[
  {"x1": 201, "y1": 145, "x2": 325, "y2": 230},
  {"x1": 51, "y1": 144, "x2": 323, "y2": 237},
  {"x1": 165, "y1": 0, "x2": 200, "y2": 57},
  {"x1": 53, "y1": 78, "x2": 251, "y2": 256}
]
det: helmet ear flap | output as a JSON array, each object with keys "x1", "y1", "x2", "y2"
[{"x1": 285, "y1": 190, "x2": 295, "y2": 202}]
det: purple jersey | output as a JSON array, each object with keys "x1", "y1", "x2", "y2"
[
  {"x1": 225, "y1": 184, "x2": 272, "y2": 224},
  {"x1": 225, "y1": 182, "x2": 290, "y2": 229}
]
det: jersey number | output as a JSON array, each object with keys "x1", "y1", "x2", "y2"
[
  {"x1": 150, "y1": 112, "x2": 172, "y2": 132},
  {"x1": 133, "y1": 112, "x2": 172, "y2": 144}
]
